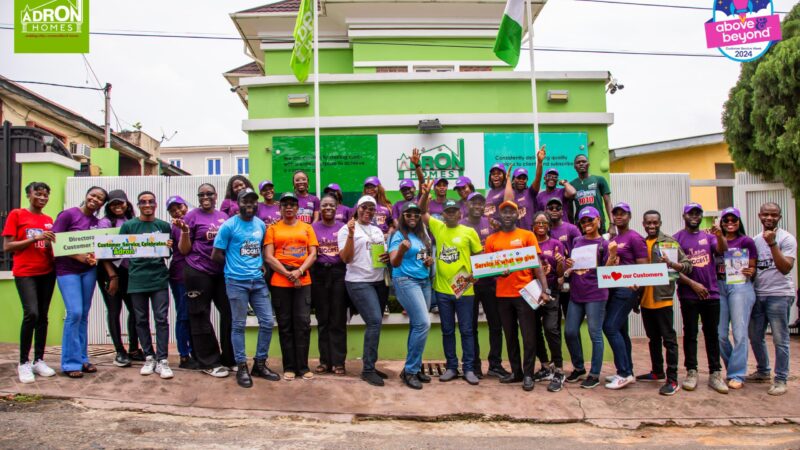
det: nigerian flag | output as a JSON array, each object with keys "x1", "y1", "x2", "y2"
[
  {"x1": 290, "y1": 0, "x2": 314, "y2": 83},
  {"x1": 493, "y1": 0, "x2": 524, "y2": 67}
]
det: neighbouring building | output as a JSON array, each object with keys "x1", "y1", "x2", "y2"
[{"x1": 159, "y1": 144, "x2": 250, "y2": 176}]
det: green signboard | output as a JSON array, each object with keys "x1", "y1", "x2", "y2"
[
  {"x1": 483, "y1": 132, "x2": 588, "y2": 188},
  {"x1": 14, "y1": 0, "x2": 90, "y2": 53}
]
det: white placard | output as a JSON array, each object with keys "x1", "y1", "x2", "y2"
[
  {"x1": 597, "y1": 263, "x2": 670, "y2": 288},
  {"x1": 570, "y1": 244, "x2": 598, "y2": 270},
  {"x1": 519, "y1": 279, "x2": 543, "y2": 311},
  {"x1": 94, "y1": 233, "x2": 171, "y2": 259}
]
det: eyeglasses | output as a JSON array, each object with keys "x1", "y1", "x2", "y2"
[
  {"x1": 359, "y1": 205, "x2": 376, "y2": 212},
  {"x1": 197, "y1": 192, "x2": 215, "y2": 198},
  {"x1": 138, "y1": 200, "x2": 155, "y2": 205},
  {"x1": 534, "y1": 221, "x2": 549, "y2": 226},
  {"x1": 547, "y1": 205, "x2": 562, "y2": 211},
  {"x1": 579, "y1": 218, "x2": 595, "y2": 224},
  {"x1": 280, "y1": 203, "x2": 298, "y2": 208},
  {"x1": 403, "y1": 212, "x2": 421, "y2": 218}
]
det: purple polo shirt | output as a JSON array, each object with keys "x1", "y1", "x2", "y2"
[
  {"x1": 673, "y1": 230, "x2": 720, "y2": 300},
  {"x1": 183, "y1": 208, "x2": 229, "y2": 275},
  {"x1": 52, "y1": 207, "x2": 99, "y2": 276}
]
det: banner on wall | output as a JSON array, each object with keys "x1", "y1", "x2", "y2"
[{"x1": 483, "y1": 132, "x2": 588, "y2": 188}]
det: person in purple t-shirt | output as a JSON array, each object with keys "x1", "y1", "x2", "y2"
[
  {"x1": 427, "y1": 177, "x2": 450, "y2": 220},
  {"x1": 563, "y1": 206, "x2": 618, "y2": 389},
  {"x1": 323, "y1": 183, "x2": 351, "y2": 223},
  {"x1": 716, "y1": 206, "x2": 758, "y2": 389},
  {"x1": 673, "y1": 202, "x2": 728, "y2": 393},
  {"x1": 175, "y1": 183, "x2": 234, "y2": 378},
  {"x1": 311, "y1": 194, "x2": 348, "y2": 376},
  {"x1": 453, "y1": 176, "x2": 474, "y2": 217},
  {"x1": 536, "y1": 168, "x2": 576, "y2": 223},
  {"x1": 165, "y1": 195, "x2": 197, "y2": 369},
  {"x1": 292, "y1": 170, "x2": 320, "y2": 224},
  {"x1": 361, "y1": 176, "x2": 394, "y2": 237},
  {"x1": 393, "y1": 148, "x2": 427, "y2": 226},
  {"x1": 52, "y1": 186, "x2": 107, "y2": 378},
  {"x1": 459, "y1": 192, "x2": 510, "y2": 379},
  {"x1": 546, "y1": 197, "x2": 582, "y2": 320},
  {"x1": 257, "y1": 180, "x2": 281, "y2": 227},
  {"x1": 220, "y1": 175, "x2": 253, "y2": 217},
  {"x1": 603, "y1": 202, "x2": 648, "y2": 390},
  {"x1": 484, "y1": 162, "x2": 507, "y2": 220},
  {"x1": 503, "y1": 146, "x2": 545, "y2": 231}
]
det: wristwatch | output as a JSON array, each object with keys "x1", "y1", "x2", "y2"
[{"x1": 544, "y1": 288, "x2": 551, "y2": 295}]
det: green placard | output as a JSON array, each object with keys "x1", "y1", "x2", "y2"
[
  {"x1": 15, "y1": 0, "x2": 90, "y2": 53},
  {"x1": 53, "y1": 227, "x2": 119, "y2": 257}
]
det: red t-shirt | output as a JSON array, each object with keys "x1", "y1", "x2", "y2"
[{"x1": 2, "y1": 208, "x2": 54, "y2": 277}]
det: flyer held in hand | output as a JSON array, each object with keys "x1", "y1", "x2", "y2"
[
  {"x1": 470, "y1": 245, "x2": 540, "y2": 279},
  {"x1": 94, "y1": 233, "x2": 171, "y2": 259}
]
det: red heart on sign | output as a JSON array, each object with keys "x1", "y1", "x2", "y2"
[{"x1": 611, "y1": 272, "x2": 623, "y2": 281}]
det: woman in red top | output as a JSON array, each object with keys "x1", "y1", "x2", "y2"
[{"x1": 2, "y1": 182, "x2": 57, "y2": 384}]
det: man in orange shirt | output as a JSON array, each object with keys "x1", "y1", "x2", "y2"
[{"x1": 485, "y1": 200, "x2": 551, "y2": 391}]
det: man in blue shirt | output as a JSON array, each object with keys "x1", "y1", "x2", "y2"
[{"x1": 212, "y1": 188, "x2": 280, "y2": 388}]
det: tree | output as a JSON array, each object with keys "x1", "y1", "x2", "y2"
[{"x1": 722, "y1": 3, "x2": 800, "y2": 196}]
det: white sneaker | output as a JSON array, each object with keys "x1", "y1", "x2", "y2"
[
  {"x1": 155, "y1": 360, "x2": 173, "y2": 379},
  {"x1": 140, "y1": 356, "x2": 156, "y2": 376},
  {"x1": 605, "y1": 374, "x2": 620, "y2": 383},
  {"x1": 32, "y1": 360, "x2": 56, "y2": 377},
  {"x1": 605, "y1": 375, "x2": 634, "y2": 390},
  {"x1": 203, "y1": 366, "x2": 229, "y2": 378},
  {"x1": 18, "y1": 362, "x2": 35, "y2": 384}
]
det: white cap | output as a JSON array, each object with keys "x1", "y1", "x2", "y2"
[{"x1": 356, "y1": 195, "x2": 377, "y2": 207}]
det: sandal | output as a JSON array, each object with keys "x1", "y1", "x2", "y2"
[
  {"x1": 283, "y1": 371, "x2": 296, "y2": 381},
  {"x1": 315, "y1": 364, "x2": 330, "y2": 374},
  {"x1": 64, "y1": 370, "x2": 84, "y2": 379},
  {"x1": 81, "y1": 363, "x2": 97, "y2": 373},
  {"x1": 333, "y1": 366, "x2": 346, "y2": 376}
]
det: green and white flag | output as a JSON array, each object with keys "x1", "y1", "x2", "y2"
[
  {"x1": 493, "y1": 0, "x2": 524, "y2": 67},
  {"x1": 290, "y1": 0, "x2": 314, "y2": 83}
]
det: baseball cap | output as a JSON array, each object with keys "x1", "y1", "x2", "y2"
[
  {"x1": 258, "y1": 180, "x2": 274, "y2": 191},
  {"x1": 237, "y1": 188, "x2": 259, "y2": 202},
  {"x1": 356, "y1": 195, "x2": 377, "y2": 207},
  {"x1": 399, "y1": 179, "x2": 415, "y2": 190},
  {"x1": 612, "y1": 202, "x2": 631, "y2": 214},
  {"x1": 578, "y1": 206, "x2": 600, "y2": 220},
  {"x1": 402, "y1": 202, "x2": 421, "y2": 213},
  {"x1": 683, "y1": 202, "x2": 704, "y2": 214},
  {"x1": 443, "y1": 199, "x2": 460, "y2": 211},
  {"x1": 512, "y1": 168, "x2": 529, "y2": 178},
  {"x1": 489, "y1": 163, "x2": 506, "y2": 172},
  {"x1": 546, "y1": 197, "x2": 563, "y2": 206},
  {"x1": 454, "y1": 176, "x2": 472, "y2": 189},
  {"x1": 498, "y1": 200, "x2": 518, "y2": 211},
  {"x1": 434, "y1": 177, "x2": 449, "y2": 186},
  {"x1": 545, "y1": 168, "x2": 559, "y2": 176},
  {"x1": 324, "y1": 183, "x2": 341, "y2": 193},
  {"x1": 107, "y1": 189, "x2": 129, "y2": 205},
  {"x1": 363, "y1": 176, "x2": 381, "y2": 187},
  {"x1": 721, "y1": 206, "x2": 741, "y2": 219},
  {"x1": 165, "y1": 195, "x2": 186, "y2": 210},
  {"x1": 279, "y1": 192, "x2": 298, "y2": 203},
  {"x1": 467, "y1": 192, "x2": 485, "y2": 202}
]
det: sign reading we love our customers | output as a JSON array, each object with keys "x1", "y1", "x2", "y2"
[{"x1": 597, "y1": 264, "x2": 669, "y2": 288}]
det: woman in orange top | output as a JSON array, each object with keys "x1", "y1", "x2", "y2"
[{"x1": 264, "y1": 192, "x2": 319, "y2": 380}]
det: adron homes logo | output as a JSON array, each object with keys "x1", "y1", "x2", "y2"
[
  {"x1": 396, "y1": 139, "x2": 465, "y2": 182},
  {"x1": 15, "y1": 0, "x2": 89, "y2": 53},
  {"x1": 704, "y1": 0, "x2": 782, "y2": 62}
]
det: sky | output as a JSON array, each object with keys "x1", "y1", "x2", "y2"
[{"x1": 0, "y1": 0, "x2": 795, "y2": 149}]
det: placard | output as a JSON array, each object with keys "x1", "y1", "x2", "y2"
[
  {"x1": 450, "y1": 269, "x2": 473, "y2": 299},
  {"x1": 94, "y1": 233, "x2": 171, "y2": 259},
  {"x1": 571, "y1": 244, "x2": 598, "y2": 270},
  {"x1": 519, "y1": 279, "x2": 543, "y2": 311},
  {"x1": 53, "y1": 228, "x2": 120, "y2": 257},
  {"x1": 470, "y1": 246, "x2": 540, "y2": 279},
  {"x1": 724, "y1": 249, "x2": 749, "y2": 285},
  {"x1": 597, "y1": 263, "x2": 670, "y2": 288}
]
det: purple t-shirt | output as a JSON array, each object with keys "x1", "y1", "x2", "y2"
[
  {"x1": 169, "y1": 224, "x2": 186, "y2": 282},
  {"x1": 257, "y1": 203, "x2": 281, "y2": 227},
  {"x1": 357, "y1": 203, "x2": 393, "y2": 234},
  {"x1": 220, "y1": 198, "x2": 239, "y2": 217},
  {"x1": 612, "y1": 229, "x2": 648, "y2": 265},
  {"x1": 511, "y1": 187, "x2": 537, "y2": 231},
  {"x1": 717, "y1": 235, "x2": 758, "y2": 278},
  {"x1": 392, "y1": 195, "x2": 420, "y2": 222},
  {"x1": 569, "y1": 236, "x2": 610, "y2": 303},
  {"x1": 484, "y1": 187, "x2": 505, "y2": 219},
  {"x1": 334, "y1": 204, "x2": 351, "y2": 223},
  {"x1": 460, "y1": 216, "x2": 494, "y2": 286},
  {"x1": 550, "y1": 221, "x2": 581, "y2": 255},
  {"x1": 673, "y1": 229, "x2": 720, "y2": 300},
  {"x1": 312, "y1": 221, "x2": 344, "y2": 265},
  {"x1": 428, "y1": 198, "x2": 447, "y2": 220},
  {"x1": 184, "y1": 208, "x2": 229, "y2": 275},
  {"x1": 538, "y1": 237, "x2": 565, "y2": 290},
  {"x1": 296, "y1": 193, "x2": 319, "y2": 224},
  {"x1": 98, "y1": 216, "x2": 129, "y2": 269},
  {"x1": 52, "y1": 207, "x2": 99, "y2": 276},
  {"x1": 536, "y1": 188, "x2": 569, "y2": 223},
  {"x1": 457, "y1": 199, "x2": 469, "y2": 218}
]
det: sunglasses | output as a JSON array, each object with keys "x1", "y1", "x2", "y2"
[
  {"x1": 197, "y1": 192, "x2": 215, "y2": 198},
  {"x1": 721, "y1": 217, "x2": 739, "y2": 224},
  {"x1": 359, "y1": 205, "x2": 376, "y2": 212},
  {"x1": 579, "y1": 218, "x2": 595, "y2": 224},
  {"x1": 547, "y1": 205, "x2": 562, "y2": 211},
  {"x1": 138, "y1": 200, "x2": 155, "y2": 205},
  {"x1": 403, "y1": 212, "x2": 421, "y2": 218}
]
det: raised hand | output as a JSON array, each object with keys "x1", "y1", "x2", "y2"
[
  {"x1": 410, "y1": 148, "x2": 421, "y2": 167},
  {"x1": 347, "y1": 218, "x2": 356, "y2": 235},
  {"x1": 399, "y1": 239, "x2": 411, "y2": 252},
  {"x1": 537, "y1": 145, "x2": 546, "y2": 162},
  {"x1": 763, "y1": 229, "x2": 777, "y2": 246},
  {"x1": 174, "y1": 219, "x2": 189, "y2": 233},
  {"x1": 420, "y1": 179, "x2": 434, "y2": 197}
]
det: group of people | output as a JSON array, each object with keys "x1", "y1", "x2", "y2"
[{"x1": 3, "y1": 147, "x2": 795, "y2": 397}]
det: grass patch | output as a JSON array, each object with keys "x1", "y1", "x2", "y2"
[{"x1": 3, "y1": 393, "x2": 43, "y2": 403}]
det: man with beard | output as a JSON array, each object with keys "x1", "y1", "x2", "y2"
[{"x1": 569, "y1": 155, "x2": 612, "y2": 233}]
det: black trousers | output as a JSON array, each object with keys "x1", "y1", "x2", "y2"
[
  {"x1": 558, "y1": 289, "x2": 570, "y2": 323},
  {"x1": 679, "y1": 297, "x2": 722, "y2": 372},
  {"x1": 472, "y1": 282, "x2": 504, "y2": 371},
  {"x1": 15, "y1": 272, "x2": 56, "y2": 364},
  {"x1": 641, "y1": 306, "x2": 679, "y2": 382},
  {"x1": 534, "y1": 295, "x2": 563, "y2": 368},
  {"x1": 272, "y1": 285, "x2": 312, "y2": 374},
  {"x1": 311, "y1": 264, "x2": 348, "y2": 368},
  {"x1": 184, "y1": 266, "x2": 234, "y2": 369},
  {"x1": 131, "y1": 289, "x2": 170, "y2": 361},
  {"x1": 498, "y1": 297, "x2": 537, "y2": 378},
  {"x1": 97, "y1": 267, "x2": 139, "y2": 354}
]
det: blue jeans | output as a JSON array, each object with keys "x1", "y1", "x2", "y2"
[
  {"x1": 436, "y1": 292, "x2": 476, "y2": 372},
  {"x1": 57, "y1": 269, "x2": 97, "y2": 372},
  {"x1": 226, "y1": 277, "x2": 273, "y2": 365},
  {"x1": 749, "y1": 295, "x2": 792, "y2": 382},
  {"x1": 603, "y1": 288, "x2": 636, "y2": 377},
  {"x1": 718, "y1": 280, "x2": 756, "y2": 382},
  {"x1": 346, "y1": 281, "x2": 388, "y2": 373},
  {"x1": 169, "y1": 280, "x2": 192, "y2": 357},
  {"x1": 393, "y1": 276, "x2": 431, "y2": 374},
  {"x1": 565, "y1": 300, "x2": 606, "y2": 376}
]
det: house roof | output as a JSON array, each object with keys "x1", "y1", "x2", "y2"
[
  {"x1": 237, "y1": 0, "x2": 306, "y2": 14},
  {"x1": 224, "y1": 62, "x2": 264, "y2": 75},
  {"x1": 610, "y1": 133, "x2": 726, "y2": 161}
]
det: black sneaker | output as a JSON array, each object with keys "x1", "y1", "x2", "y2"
[
  {"x1": 636, "y1": 371, "x2": 666, "y2": 382},
  {"x1": 548, "y1": 371, "x2": 565, "y2": 392},
  {"x1": 400, "y1": 370, "x2": 422, "y2": 390},
  {"x1": 533, "y1": 366, "x2": 554, "y2": 382},
  {"x1": 128, "y1": 349, "x2": 146, "y2": 362},
  {"x1": 522, "y1": 375, "x2": 535, "y2": 391},
  {"x1": 417, "y1": 371, "x2": 431, "y2": 383},
  {"x1": 499, "y1": 373, "x2": 524, "y2": 384},
  {"x1": 113, "y1": 352, "x2": 131, "y2": 368},
  {"x1": 361, "y1": 371, "x2": 385, "y2": 386},
  {"x1": 566, "y1": 369, "x2": 587, "y2": 383},
  {"x1": 659, "y1": 380, "x2": 680, "y2": 396},
  {"x1": 487, "y1": 366, "x2": 511, "y2": 378},
  {"x1": 580, "y1": 375, "x2": 600, "y2": 389},
  {"x1": 179, "y1": 356, "x2": 199, "y2": 370}
]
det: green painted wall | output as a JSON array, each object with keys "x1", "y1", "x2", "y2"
[
  {"x1": 90, "y1": 147, "x2": 119, "y2": 176},
  {"x1": 0, "y1": 280, "x2": 65, "y2": 348},
  {"x1": 20, "y1": 161, "x2": 74, "y2": 220},
  {"x1": 352, "y1": 38, "x2": 499, "y2": 62},
  {"x1": 264, "y1": 49, "x2": 354, "y2": 76}
]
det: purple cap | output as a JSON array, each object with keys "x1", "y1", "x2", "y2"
[
  {"x1": 165, "y1": 195, "x2": 186, "y2": 210},
  {"x1": 364, "y1": 176, "x2": 381, "y2": 187},
  {"x1": 545, "y1": 168, "x2": 559, "y2": 176},
  {"x1": 512, "y1": 168, "x2": 529, "y2": 178},
  {"x1": 324, "y1": 183, "x2": 341, "y2": 193},
  {"x1": 454, "y1": 176, "x2": 472, "y2": 189},
  {"x1": 489, "y1": 163, "x2": 506, "y2": 173},
  {"x1": 721, "y1": 206, "x2": 741, "y2": 219},
  {"x1": 612, "y1": 202, "x2": 631, "y2": 214},
  {"x1": 467, "y1": 192, "x2": 485, "y2": 202},
  {"x1": 683, "y1": 202, "x2": 704, "y2": 214},
  {"x1": 434, "y1": 177, "x2": 448, "y2": 186},
  {"x1": 399, "y1": 179, "x2": 415, "y2": 190},
  {"x1": 258, "y1": 180, "x2": 274, "y2": 191},
  {"x1": 577, "y1": 206, "x2": 600, "y2": 220}
]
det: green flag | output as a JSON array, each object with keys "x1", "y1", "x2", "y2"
[
  {"x1": 290, "y1": 0, "x2": 314, "y2": 83},
  {"x1": 493, "y1": 0, "x2": 524, "y2": 67}
]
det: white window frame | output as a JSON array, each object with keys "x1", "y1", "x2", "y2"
[
  {"x1": 236, "y1": 156, "x2": 249, "y2": 175},
  {"x1": 413, "y1": 65, "x2": 455, "y2": 73},
  {"x1": 167, "y1": 158, "x2": 182, "y2": 169},
  {"x1": 206, "y1": 157, "x2": 222, "y2": 175}
]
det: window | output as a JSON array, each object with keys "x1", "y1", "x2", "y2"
[
  {"x1": 236, "y1": 157, "x2": 249, "y2": 175},
  {"x1": 460, "y1": 66, "x2": 492, "y2": 72},
  {"x1": 376, "y1": 66, "x2": 408, "y2": 73},
  {"x1": 413, "y1": 65, "x2": 454, "y2": 73},
  {"x1": 207, "y1": 158, "x2": 221, "y2": 175},
  {"x1": 715, "y1": 163, "x2": 735, "y2": 209},
  {"x1": 167, "y1": 159, "x2": 182, "y2": 169}
]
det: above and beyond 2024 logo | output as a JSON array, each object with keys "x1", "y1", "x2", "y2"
[
  {"x1": 705, "y1": 0, "x2": 782, "y2": 62},
  {"x1": 15, "y1": 0, "x2": 89, "y2": 53}
]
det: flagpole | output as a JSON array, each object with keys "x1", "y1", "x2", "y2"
[
  {"x1": 525, "y1": 0, "x2": 540, "y2": 156},
  {"x1": 312, "y1": 0, "x2": 321, "y2": 197}
]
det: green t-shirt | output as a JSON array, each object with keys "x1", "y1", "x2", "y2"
[
  {"x1": 118, "y1": 217, "x2": 172, "y2": 294},
  {"x1": 570, "y1": 175, "x2": 611, "y2": 229},
  {"x1": 428, "y1": 217, "x2": 482, "y2": 296}
]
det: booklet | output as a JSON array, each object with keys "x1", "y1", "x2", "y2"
[
  {"x1": 450, "y1": 269, "x2": 473, "y2": 299},
  {"x1": 370, "y1": 243, "x2": 386, "y2": 268},
  {"x1": 519, "y1": 279, "x2": 543, "y2": 311},
  {"x1": 659, "y1": 242, "x2": 679, "y2": 272},
  {"x1": 724, "y1": 248, "x2": 749, "y2": 285},
  {"x1": 570, "y1": 244, "x2": 598, "y2": 270}
]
